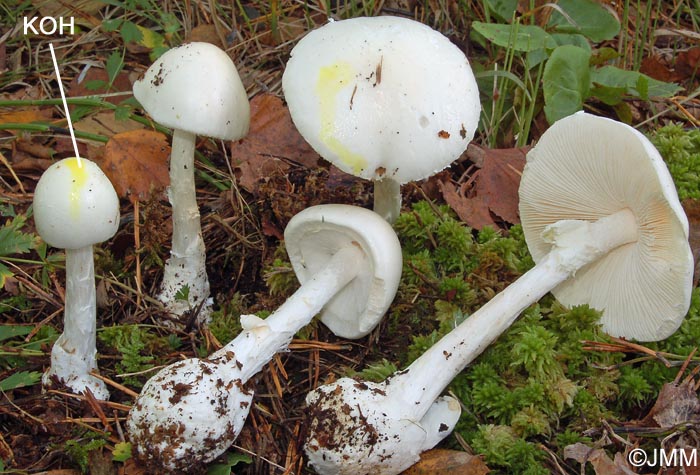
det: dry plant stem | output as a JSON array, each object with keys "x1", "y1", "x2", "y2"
[
  {"x1": 43, "y1": 246, "x2": 109, "y2": 400},
  {"x1": 373, "y1": 178, "x2": 401, "y2": 223},
  {"x1": 158, "y1": 129, "x2": 211, "y2": 323},
  {"x1": 384, "y1": 209, "x2": 638, "y2": 420},
  {"x1": 211, "y1": 244, "x2": 364, "y2": 381}
]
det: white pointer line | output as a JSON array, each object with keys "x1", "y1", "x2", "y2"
[{"x1": 48, "y1": 42, "x2": 82, "y2": 166}]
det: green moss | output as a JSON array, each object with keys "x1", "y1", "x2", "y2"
[
  {"x1": 650, "y1": 122, "x2": 700, "y2": 200},
  {"x1": 98, "y1": 325, "x2": 172, "y2": 388}
]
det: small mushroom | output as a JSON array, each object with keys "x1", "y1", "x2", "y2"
[
  {"x1": 303, "y1": 112, "x2": 694, "y2": 475},
  {"x1": 132, "y1": 42, "x2": 250, "y2": 325},
  {"x1": 33, "y1": 157, "x2": 119, "y2": 400},
  {"x1": 126, "y1": 204, "x2": 402, "y2": 472},
  {"x1": 282, "y1": 16, "x2": 480, "y2": 223}
]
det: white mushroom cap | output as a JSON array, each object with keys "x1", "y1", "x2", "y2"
[
  {"x1": 284, "y1": 204, "x2": 402, "y2": 339},
  {"x1": 33, "y1": 157, "x2": 119, "y2": 249},
  {"x1": 282, "y1": 16, "x2": 480, "y2": 183},
  {"x1": 519, "y1": 112, "x2": 694, "y2": 341},
  {"x1": 133, "y1": 42, "x2": 250, "y2": 140}
]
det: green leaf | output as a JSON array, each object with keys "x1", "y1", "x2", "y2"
[
  {"x1": 590, "y1": 66, "x2": 681, "y2": 98},
  {"x1": 0, "y1": 371, "x2": 42, "y2": 391},
  {"x1": 114, "y1": 104, "x2": 131, "y2": 121},
  {"x1": 0, "y1": 215, "x2": 38, "y2": 256},
  {"x1": 105, "y1": 50, "x2": 124, "y2": 85},
  {"x1": 112, "y1": 442, "x2": 132, "y2": 462},
  {"x1": 84, "y1": 79, "x2": 108, "y2": 91},
  {"x1": 0, "y1": 324, "x2": 33, "y2": 342},
  {"x1": 483, "y1": 0, "x2": 518, "y2": 22},
  {"x1": 135, "y1": 25, "x2": 166, "y2": 51},
  {"x1": 551, "y1": 33, "x2": 591, "y2": 52},
  {"x1": 590, "y1": 84, "x2": 627, "y2": 105},
  {"x1": 542, "y1": 45, "x2": 591, "y2": 124},
  {"x1": 174, "y1": 285, "x2": 190, "y2": 302},
  {"x1": 635, "y1": 74, "x2": 649, "y2": 100},
  {"x1": 206, "y1": 452, "x2": 252, "y2": 475},
  {"x1": 0, "y1": 262, "x2": 11, "y2": 287},
  {"x1": 547, "y1": 0, "x2": 620, "y2": 42},
  {"x1": 101, "y1": 18, "x2": 122, "y2": 32},
  {"x1": 590, "y1": 47, "x2": 620, "y2": 66},
  {"x1": 472, "y1": 22, "x2": 557, "y2": 52},
  {"x1": 119, "y1": 20, "x2": 142, "y2": 44}
]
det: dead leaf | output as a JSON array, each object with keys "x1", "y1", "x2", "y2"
[
  {"x1": 0, "y1": 108, "x2": 53, "y2": 127},
  {"x1": 67, "y1": 68, "x2": 133, "y2": 107},
  {"x1": 439, "y1": 146, "x2": 527, "y2": 229},
  {"x1": 676, "y1": 47, "x2": 700, "y2": 80},
  {"x1": 640, "y1": 55, "x2": 681, "y2": 83},
  {"x1": 401, "y1": 449, "x2": 489, "y2": 475},
  {"x1": 564, "y1": 443, "x2": 639, "y2": 475},
  {"x1": 185, "y1": 24, "x2": 224, "y2": 48},
  {"x1": 440, "y1": 179, "x2": 498, "y2": 229},
  {"x1": 33, "y1": 0, "x2": 104, "y2": 26},
  {"x1": 230, "y1": 94, "x2": 320, "y2": 194},
  {"x1": 74, "y1": 110, "x2": 144, "y2": 139},
  {"x1": 639, "y1": 379, "x2": 700, "y2": 429},
  {"x1": 97, "y1": 129, "x2": 170, "y2": 202}
]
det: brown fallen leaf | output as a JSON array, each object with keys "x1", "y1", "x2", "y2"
[
  {"x1": 185, "y1": 24, "x2": 225, "y2": 48},
  {"x1": 74, "y1": 110, "x2": 144, "y2": 139},
  {"x1": 401, "y1": 448, "x2": 489, "y2": 475},
  {"x1": 639, "y1": 379, "x2": 700, "y2": 429},
  {"x1": 0, "y1": 108, "x2": 53, "y2": 127},
  {"x1": 676, "y1": 47, "x2": 700, "y2": 81},
  {"x1": 564, "y1": 443, "x2": 641, "y2": 475},
  {"x1": 230, "y1": 93, "x2": 320, "y2": 195},
  {"x1": 67, "y1": 68, "x2": 133, "y2": 107},
  {"x1": 440, "y1": 179, "x2": 498, "y2": 230},
  {"x1": 439, "y1": 145, "x2": 527, "y2": 230},
  {"x1": 640, "y1": 55, "x2": 682, "y2": 83},
  {"x1": 97, "y1": 129, "x2": 170, "y2": 202}
]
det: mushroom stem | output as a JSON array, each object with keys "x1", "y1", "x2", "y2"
[
  {"x1": 43, "y1": 245, "x2": 108, "y2": 399},
  {"x1": 385, "y1": 208, "x2": 638, "y2": 419},
  {"x1": 373, "y1": 178, "x2": 401, "y2": 223},
  {"x1": 212, "y1": 243, "x2": 365, "y2": 380},
  {"x1": 158, "y1": 128, "x2": 211, "y2": 322}
]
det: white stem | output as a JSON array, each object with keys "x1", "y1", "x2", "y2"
[
  {"x1": 213, "y1": 244, "x2": 365, "y2": 381},
  {"x1": 158, "y1": 128, "x2": 211, "y2": 323},
  {"x1": 385, "y1": 209, "x2": 638, "y2": 419},
  {"x1": 373, "y1": 178, "x2": 401, "y2": 224},
  {"x1": 43, "y1": 246, "x2": 109, "y2": 399}
]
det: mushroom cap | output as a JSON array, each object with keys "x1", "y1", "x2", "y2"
[
  {"x1": 282, "y1": 16, "x2": 480, "y2": 183},
  {"x1": 519, "y1": 112, "x2": 694, "y2": 341},
  {"x1": 126, "y1": 354, "x2": 253, "y2": 472},
  {"x1": 133, "y1": 42, "x2": 250, "y2": 140},
  {"x1": 33, "y1": 157, "x2": 119, "y2": 249},
  {"x1": 304, "y1": 377, "x2": 461, "y2": 475},
  {"x1": 284, "y1": 204, "x2": 402, "y2": 339}
]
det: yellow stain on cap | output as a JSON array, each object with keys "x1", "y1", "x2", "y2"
[
  {"x1": 65, "y1": 157, "x2": 88, "y2": 218},
  {"x1": 316, "y1": 62, "x2": 367, "y2": 174}
]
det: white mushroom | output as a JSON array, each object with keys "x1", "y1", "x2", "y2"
[
  {"x1": 282, "y1": 16, "x2": 480, "y2": 223},
  {"x1": 33, "y1": 157, "x2": 119, "y2": 400},
  {"x1": 303, "y1": 112, "x2": 694, "y2": 475},
  {"x1": 133, "y1": 42, "x2": 250, "y2": 325},
  {"x1": 126, "y1": 204, "x2": 402, "y2": 472}
]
